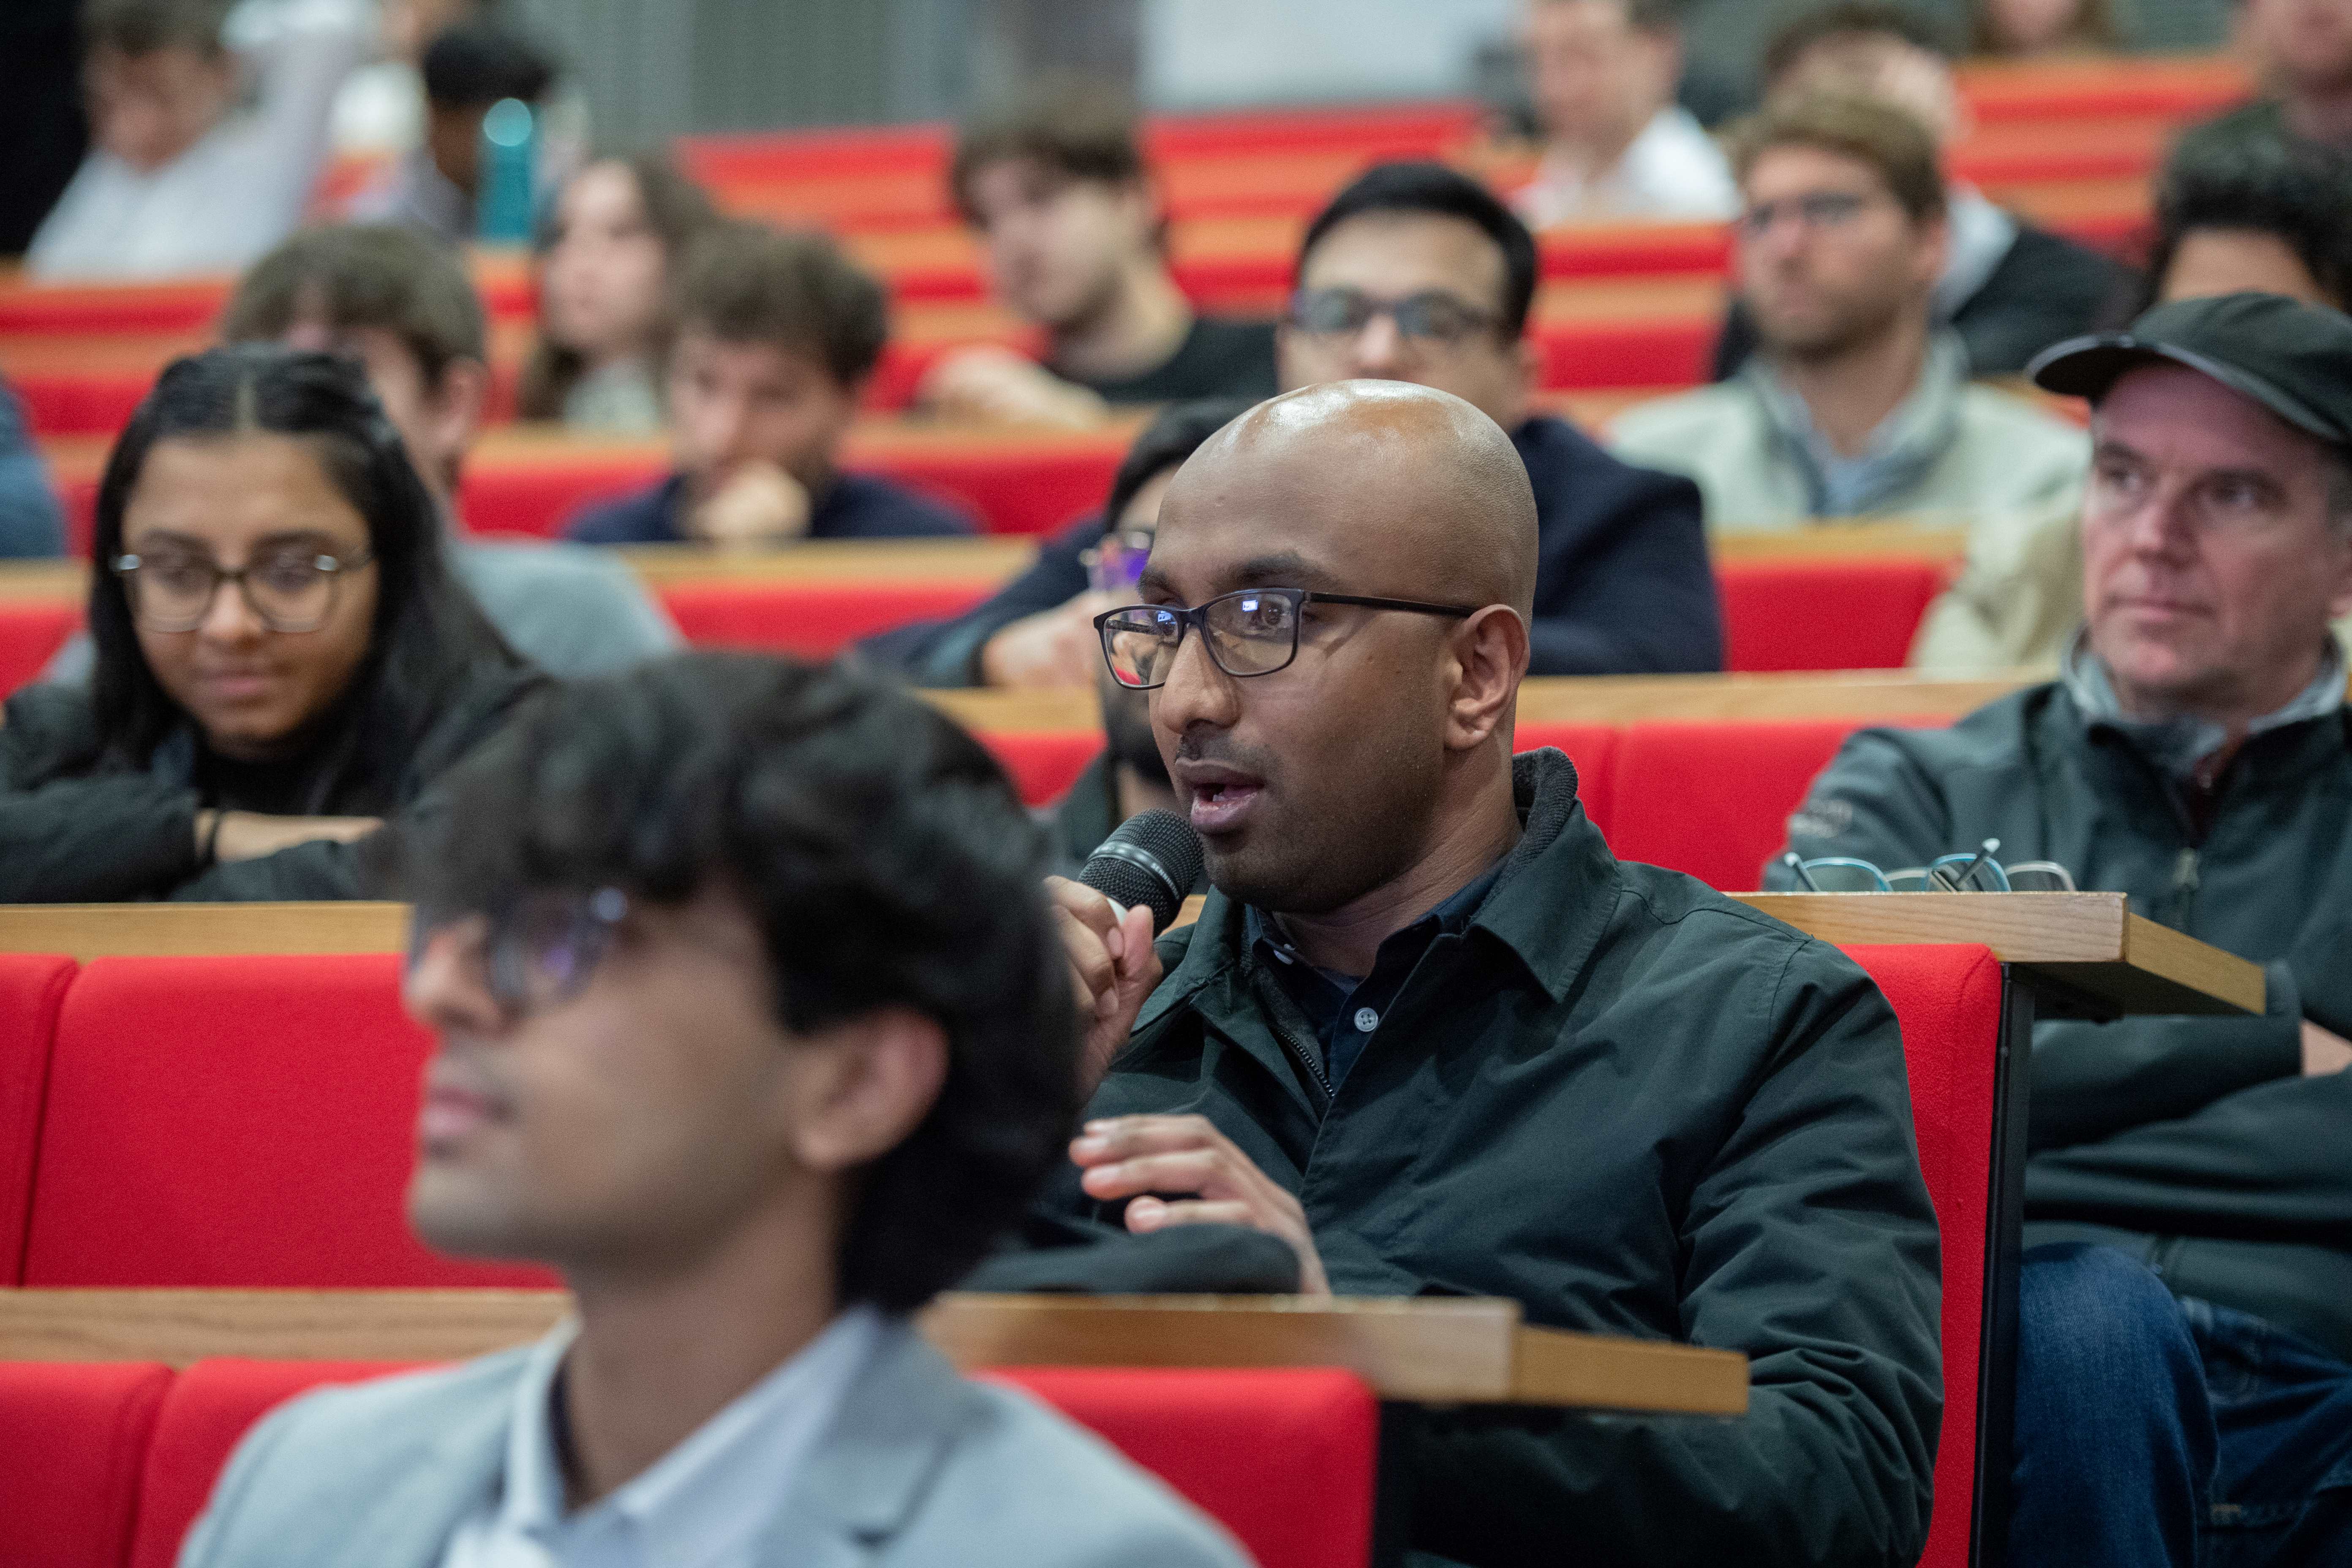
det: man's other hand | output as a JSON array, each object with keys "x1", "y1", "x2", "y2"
[
  {"x1": 1070, "y1": 1113, "x2": 1330, "y2": 1295},
  {"x1": 690, "y1": 462, "x2": 813, "y2": 549},
  {"x1": 919, "y1": 346, "x2": 1111, "y2": 429},
  {"x1": 980, "y1": 592, "x2": 1114, "y2": 688}
]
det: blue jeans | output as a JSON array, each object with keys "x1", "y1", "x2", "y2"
[{"x1": 2010, "y1": 1243, "x2": 2352, "y2": 1568}]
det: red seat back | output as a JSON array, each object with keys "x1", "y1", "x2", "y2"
[
  {"x1": 1717, "y1": 558, "x2": 1945, "y2": 672},
  {"x1": 983, "y1": 730, "x2": 1107, "y2": 807},
  {"x1": 22, "y1": 955, "x2": 552, "y2": 1288},
  {"x1": 129, "y1": 1360, "x2": 414, "y2": 1568},
  {"x1": 0, "y1": 953, "x2": 77, "y2": 1284},
  {"x1": 660, "y1": 579, "x2": 996, "y2": 659},
  {"x1": 128, "y1": 1361, "x2": 1376, "y2": 1568},
  {"x1": 1605, "y1": 720, "x2": 1862, "y2": 890},
  {"x1": 0, "y1": 1361, "x2": 173, "y2": 1568},
  {"x1": 0, "y1": 602, "x2": 82, "y2": 700},
  {"x1": 1839, "y1": 943, "x2": 2003, "y2": 1568},
  {"x1": 1514, "y1": 722, "x2": 1619, "y2": 837},
  {"x1": 987, "y1": 1367, "x2": 1378, "y2": 1568}
]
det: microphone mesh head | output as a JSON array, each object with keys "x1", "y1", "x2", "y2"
[{"x1": 1081, "y1": 809, "x2": 1206, "y2": 932}]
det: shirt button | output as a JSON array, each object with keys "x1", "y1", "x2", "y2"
[{"x1": 1353, "y1": 1007, "x2": 1380, "y2": 1032}]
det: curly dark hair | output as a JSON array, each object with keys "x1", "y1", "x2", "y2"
[
  {"x1": 2142, "y1": 133, "x2": 2352, "y2": 315},
  {"x1": 397, "y1": 651, "x2": 1080, "y2": 1313}
]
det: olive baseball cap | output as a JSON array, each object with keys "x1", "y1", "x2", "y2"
[{"x1": 2027, "y1": 291, "x2": 2352, "y2": 448}]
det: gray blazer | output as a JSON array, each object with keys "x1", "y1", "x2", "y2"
[{"x1": 178, "y1": 1324, "x2": 1254, "y2": 1568}]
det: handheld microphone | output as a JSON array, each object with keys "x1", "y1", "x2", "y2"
[{"x1": 1080, "y1": 810, "x2": 1205, "y2": 934}]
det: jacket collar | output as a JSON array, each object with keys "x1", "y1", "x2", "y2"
[
  {"x1": 316, "y1": 1348, "x2": 528, "y2": 1568},
  {"x1": 1146, "y1": 747, "x2": 1618, "y2": 1030},
  {"x1": 752, "y1": 1321, "x2": 976, "y2": 1567},
  {"x1": 2061, "y1": 630, "x2": 2348, "y2": 783},
  {"x1": 1742, "y1": 330, "x2": 1970, "y2": 517}
]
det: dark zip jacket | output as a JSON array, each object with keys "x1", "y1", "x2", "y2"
[
  {"x1": 1040, "y1": 749, "x2": 1943, "y2": 1567},
  {"x1": 1767, "y1": 683, "x2": 2352, "y2": 1360},
  {"x1": 0, "y1": 663, "x2": 538, "y2": 902}
]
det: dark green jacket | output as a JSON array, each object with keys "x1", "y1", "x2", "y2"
[
  {"x1": 1042, "y1": 750, "x2": 1942, "y2": 1568},
  {"x1": 1769, "y1": 683, "x2": 2352, "y2": 1360}
]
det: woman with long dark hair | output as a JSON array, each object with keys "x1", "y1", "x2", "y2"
[{"x1": 0, "y1": 345, "x2": 538, "y2": 901}]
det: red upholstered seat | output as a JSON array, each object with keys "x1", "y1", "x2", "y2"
[
  {"x1": 0, "y1": 1360, "x2": 172, "y2": 1568},
  {"x1": 983, "y1": 730, "x2": 1108, "y2": 807},
  {"x1": 0, "y1": 602, "x2": 82, "y2": 700},
  {"x1": 1838, "y1": 944, "x2": 2003, "y2": 1568},
  {"x1": 659, "y1": 579, "x2": 996, "y2": 660},
  {"x1": 0, "y1": 953, "x2": 76, "y2": 1284},
  {"x1": 126, "y1": 1361, "x2": 1375, "y2": 1568},
  {"x1": 1716, "y1": 558, "x2": 1947, "y2": 672},
  {"x1": 22, "y1": 955, "x2": 552, "y2": 1288},
  {"x1": 986, "y1": 1367, "x2": 1378, "y2": 1568},
  {"x1": 1514, "y1": 722, "x2": 1618, "y2": 838},
  {"x1": 129, "y1": 1360, "x2": 415, "y2": 1568},
  {"x1": 1604, "y1": 719, "x2": 1865, "y2": 890}
]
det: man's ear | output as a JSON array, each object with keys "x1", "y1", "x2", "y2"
[
  {"x1": 427, "y1": 358, "x2": 490, "y2": 462},
  {"x1": 1443, "y1": 604, "x2": 1530, "y2": 754},
  {"x1": 1913, "y1": 210, "x2": 1952, "y2": 293},
  {"x1": 787, "y1": 1008, "x2": 950, "y2": 1176}
]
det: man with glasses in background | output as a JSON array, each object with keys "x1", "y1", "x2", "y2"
[
  {"x1": 867, "y1": 160, "x2": 1720, "y2": 691},
  {"x1": 1769, "y1": 292, "x2": 2352, "y2": 1568},
  {"x1": 1046, "y1": 378, "x2": 1943, "y2": 1565},
  {"x1": 180, "y1": 653, "x2": 1250, "y2": 1568},
  {"x1": 1608, "y1": 93, "x2": 2086, "y2": 535}
]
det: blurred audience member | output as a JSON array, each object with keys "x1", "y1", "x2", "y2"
[
  {"x1": 1775, "y1": 295, "x2": 2352, "y2": 1568},
  {"x1": 2183, "y1": 0, "x2": 2352, "y2": 156},
  {"x1": 330, "y1": 0, "x2": 480, "y2": 156},
  {"x1": 568, "y1": 223, "x2": 975, "y2": 548},
  {"x1": 1611, "y1": 94, "x2": 2088, "y2": 531},
  {"x1": 516, "y1": 154, "x2": 718, "y2": 433},
  {"x1": 0, "y1": 348, "x2": 536, "y2": 902},
  {"x1": 29, "y1": 0, "x2": 370, "y2": 279},
  {"x1": 868, "y1": 162, "x2": 1720, "y2": 687},
  {"x1": 1512, "y1": 0, "x2": 1738, "y2": 225},
  {"x1": 1971, "y1": 0, "x2": 2116, "y2": 56},
  {"x1": 1914, "y1": 138, "x2": 2352, "y2": 672},
  {"x1": 0, "y1": 380, "x2": 70, "y2": 559},
  {"x1": 348, "y1": 19, "x2": 553, "y2": 245},
  {"x1": 924, "y1": 86, "x2": 1279, "y2": 427},
  {"x1": 1712, "y1": 1, "x2": 2124, "y2": 378},
  {"x1": 0, "y1": 0, "x2": 90, "y2": 256}
]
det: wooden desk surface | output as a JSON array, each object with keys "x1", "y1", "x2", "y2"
[
  {"x1": 0, "y1": 1289, "x2": 1747, "y2": 1415},
  {"x1": 1732, "y1": 892, "x2": 2265, "y2": 1018},
  {"x1": 0, "y1": 901, "x2": 411, "y2": 958}
]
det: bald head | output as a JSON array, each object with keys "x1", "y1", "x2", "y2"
[{"x1": 1164, "y1": 380, "x2": 1540, "y2": 618}]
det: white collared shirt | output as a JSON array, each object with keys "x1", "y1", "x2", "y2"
[{"x1": 439, "y1": 1306, "x2": 886, "y2": 1568}]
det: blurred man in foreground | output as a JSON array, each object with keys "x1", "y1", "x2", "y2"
[
  {"x1": 1047, "y1": 381, "x2": 1942, "y2": 1565},
  {"x1": 1773, "y1": 293, "x2": 2352, "y2": 1568},
  {"x1": 180, "y1": 654, "x2": 1250, "y2": 1568}
]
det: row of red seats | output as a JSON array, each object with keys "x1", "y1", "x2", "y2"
[
  {"x1": 0, "y1": 555, "x2": 1950, "y2": 699},
  {"x1": 0, "y1": 937, "x2": 2000, "y2": 1568},
  {"x1": 0, "y1": 1354, "x2": 1376, "y2": 1568}
]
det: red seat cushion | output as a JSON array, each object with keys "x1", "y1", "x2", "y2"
[
  {"x1": 1717, "y1": 558, "x2": 1946, "y2": 672},
  {"x1": 1605, "y1": 720, "x2": 1865, "y2": 890},
  {"x1": 0, "y1": 953, "x2": 76, "y2": 1285},
  {"x1": 985, "y1": 1367, "x2": 1377, "y2": 1568},
  {"x1": 0, "y1": 1360, "x2": 173, "y2": 1568},
  {"x1": 23, "y1": 955, "x2": 552, "y2": 1288},
  {"x1": 130, "y1": 1360, "x2": 416, "y2": 1568},
  {"x1": 0, "y1": 602, "x2": 82, "y2": 700},
  {"x1": 1514, "y1": 722, "x2": 1618, "y2": 838},
  {"x1": 659, "y1": 580, "x2": 996, "y2": 659},
  {"x1": 1838, "y1": 944, "x2": 2003, "y2": 1568},
  {"x1": 982, "y1": 730, "x2": 1108, "y2": 807}
]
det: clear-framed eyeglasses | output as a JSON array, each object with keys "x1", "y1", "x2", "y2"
[
  {"x1": 1780, "y1": 839, "x2": 2080, "y2": 893},
  {"x1": 407, "y1": 886, "x2": 630, "y2": 1018}
]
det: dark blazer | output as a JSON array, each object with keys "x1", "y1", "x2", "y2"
[{"x1": 858, "y1": 414, "x2": 1724, "y2": 685}]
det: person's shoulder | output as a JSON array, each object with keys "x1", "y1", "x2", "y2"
[
  {"x1": 1604, "y1": 382, "x2": 1751, "y2": 447},
  {"x1": 1958, "y1": 380, "x2": 2091, "y2": 449},
  {"x1": 822, "y1": 473, "x2": 977, "y2": 539},
  {"x1": 923, "y1": 1378, "x2": 1251, "y2": 1568},
  {"x1": 1603, "y1": 859, "x2": 1893, "y2": 1019},
  {"x1": 562, "y1": 476, "x2": 682, "y2": 544},
  {"x1": 1187, "y1": 315, "x2": 1278, "y2": 357},
  {"x1": 0, "y1": 679, "x2": 103, "y2": 782},
  {"x1": 1816, "y1": 686, "x2": 2052, "y2": 792}
]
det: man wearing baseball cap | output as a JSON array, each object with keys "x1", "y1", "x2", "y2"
[{"x1": 1767, "y1": 290, "x2": 2352, "y2": 1568}]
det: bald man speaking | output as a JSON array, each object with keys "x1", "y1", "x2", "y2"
[{"x1": 1045, "y1": 382, "x2": 1942, "y2": 1566}]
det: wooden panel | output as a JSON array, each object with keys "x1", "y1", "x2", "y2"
[
  {"x1": 0, "y1": 902, "x2": 409, "y2": 958},
  {"x1": 0, "y1": 1288, "x2": 1748, "y2": 1414},
  {"x1": 616, "y1": 537, "x2": 1038, "y2": 585},
  {"x1": 1733, "y1": 893, "x2": 2263, "y2": 1017}
]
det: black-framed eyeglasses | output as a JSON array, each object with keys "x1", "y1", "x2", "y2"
[
  {"x1": 1287, "y1": 286, "x2": 1500, "y2": 347},
  {"x1": 408, "y1": 886, "x2": 630, "y2": 1018},
  {"x1": 1094, "y1": 587, "x2": 1478, "y2": 690},
  {"x1": 1780, "y1": 840, "x2": 2080, "y2": 894},
  {"x1": 112, "y1": 546, "x2": 376, "y2": 634},
  {"x1": 1737, "y1": 190, "x2": 1876, "y2": 240}
]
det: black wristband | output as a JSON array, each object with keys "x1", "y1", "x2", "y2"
[{"x1": 199, "y1": 809, "x2": 225, "y2": 866}]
